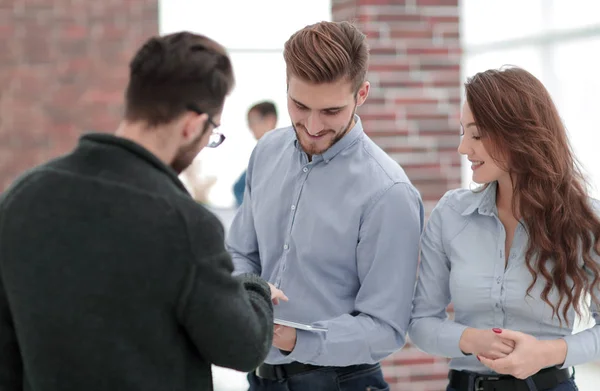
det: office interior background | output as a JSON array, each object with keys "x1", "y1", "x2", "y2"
[{"x1": 2, "y1": 0, "x2": 600, "y2": 390}]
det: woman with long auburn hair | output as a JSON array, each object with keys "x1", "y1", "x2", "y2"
[{"x1": 408, "y1": 66, "x2": 600, "y2": 391}]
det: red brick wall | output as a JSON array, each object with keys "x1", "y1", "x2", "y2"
[
  {"x1": 332, "y1": 1, "x2": 462, "y2": 390},
  {"x1": 0, "y1": 0, "x2": 158, "y2": 189}
]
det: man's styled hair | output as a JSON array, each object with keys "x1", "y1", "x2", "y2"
[
  {"x1": 124, "y1": 31, "x2": 235, "y2": 127},
  {"x1": 283, "y1": 21, "x2": 369, "y2": 93},
  {"x1": 248, "y1": 101, "x2": 278, "y2": 119}
]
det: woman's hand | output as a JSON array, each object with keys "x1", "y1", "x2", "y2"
[
  {"x1": 477, "y1": 329, "x2": 567, "y2": 379},
  {"x1": 459, "y1": 328, "x2": 516, "y2": 359}
]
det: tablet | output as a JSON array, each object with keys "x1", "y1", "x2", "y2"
[{"x1": 274, "y1": 318, "x2": 328, "y2": 332}]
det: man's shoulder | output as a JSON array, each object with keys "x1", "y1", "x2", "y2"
[
  {"x1": 174, "y1": 196, "x2": 226, "y2": 238},
  {"x1": 1, "y1": 155, "x2": 182, "y2": 213},
  {"x1": 248, "y1": 127, "x2": 296, "y2": 175},
  {"x1": 355, "y1": 135, "x2": 412, "y2": 185},
  {"x1": 0, "y1": 160, "x2": 224, "y2": 242},
  {"x1": 256, "y1": 126, "x2": 295, "y2": 151},
  {"x1": 0, "y1": 161, "x2": 63, "y2": 208}
]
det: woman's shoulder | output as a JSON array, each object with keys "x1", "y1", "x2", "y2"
[{"x1": 434, "y1": 186, "x2": 490, "y2": 217}]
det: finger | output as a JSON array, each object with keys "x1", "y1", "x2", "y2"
[
  {"x1": 477, "y1": 355, "x2": 496, "y2": 371},
  {"x1": 514, "y1": 372, "x2": 530, "y2": 380},
  {"x1": 497, "y1": 342, "x2": 514, "y2": 355},
  {"x1": 273, "y1": 289, "x2": 289, "y2": 302},
  {"x1": 502, "y1": 339, "x2": 516, "y2": 349},
  {"x1": 486, "y1": 356, "x2": 512, "y2": 374},
  {"x1": 487, "y1": 351, "x2": 508, "y2": 359},
  {"x1": 272, "y1": 297, "x2": 279, "y2": 305},
  {"x1": 493, "y1": 328, "x2": 523, "y2": 343}
]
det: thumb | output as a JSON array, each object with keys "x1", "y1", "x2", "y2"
[
  {"x1": 478, "y1": 355, "x2": 496, "y2": 370},
  {"x1": 492, "y1": 328, "x2": 522, "y2": 342}
]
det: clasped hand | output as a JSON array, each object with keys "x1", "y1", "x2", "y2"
[{"x1": 474, "y1": 329, "x2": 565, "y2": 379}]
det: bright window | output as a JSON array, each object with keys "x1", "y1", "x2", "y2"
[
  {"x1": 461, "y1": 0, "x2": 600, "y2": 198},
  {"x1": 160, "y1": 0, "x2": 331, "y2": 207}
]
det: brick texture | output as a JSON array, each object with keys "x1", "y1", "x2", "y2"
[
  {"x1": 332, "y1": 0, "x2": 462, "y2": 216},
  {"x1": 0, "y1": 0, "x2": 158, "y2": 189},
  {"x1": 332, "y1": 1, "x2": 462, "y2": 390}
]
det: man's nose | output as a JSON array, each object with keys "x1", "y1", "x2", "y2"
[{"x1": 306, "y1": 113, "x2": 323, "y2": 136}]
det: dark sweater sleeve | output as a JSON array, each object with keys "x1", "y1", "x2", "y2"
[
  {"x1": 0, "y1": 274, "x2": 22, "y2": 390},
  {"x1": 176, "y1": 210, "x2": 273, "y2": 372},
  {"x1": 0, "y1": 189, "x2": 23, "y2": 390}
]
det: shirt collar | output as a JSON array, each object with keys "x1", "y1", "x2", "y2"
[
  {"x1": 461, "y1": 181, "x2": 498, "y2": 217},
  {"x1": 293, "y1": 115, "x2": 364, "y2": 163}
]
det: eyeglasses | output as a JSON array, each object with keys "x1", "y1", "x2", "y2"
[{"x1": 186, "y1": 104, "x2": 226, "y2": 148}]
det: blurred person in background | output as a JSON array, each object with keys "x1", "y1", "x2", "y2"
[
  {"x1": 409, "y1": 66, "x2": 600, "y2": 391},
  {"x1": 0, "y1": 31, "x2": 279, "y2": 391},
  {"x1": 233, "y1": 101, "x2": 278, "y2": 207},
  {"x1": 227, "y1": 20, "x2": 423, "y2": 391},
  {"x1": 180, "y1": 158, "x2": 217, "y2": 204}
]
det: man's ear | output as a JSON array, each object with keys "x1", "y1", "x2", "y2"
[
  {"x1": 356, "y1": 81, "x2": 370, "y2": 106},
  {"x1": 182, "y1": 112, "x2": 208, "y2": 141}
]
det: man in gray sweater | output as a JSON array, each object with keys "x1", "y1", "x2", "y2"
[{"x1": 0, "y1": 31, "x2": 277, "y2": 391}]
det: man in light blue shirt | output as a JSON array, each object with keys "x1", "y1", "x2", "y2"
[{"x1": 227, "y1": 21, "x2": 424, "y2": 390}]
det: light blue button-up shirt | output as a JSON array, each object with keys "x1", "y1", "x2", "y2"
[
  {"x1": 227, "y1": 116, "x2": 424, "y2": 366},
  {"x1": 409, "y1": 182, "x2": 600, "y2": 373}
]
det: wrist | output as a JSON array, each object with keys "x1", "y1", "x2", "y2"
[
  {"x1": 459, "y1": 328, "x2": 477, "y2": 355},
  {"x1": 540, "y1": 339, "x2": 568, "y2": 367}
]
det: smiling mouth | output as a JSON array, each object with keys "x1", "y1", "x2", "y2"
[
  {"x1": 471, "y1": 160, "x2": 484, "y2": 170},
  {"x1": 304, "y1": 128, "x2": 328, "y2": 139}
]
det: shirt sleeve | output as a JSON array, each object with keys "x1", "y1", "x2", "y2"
[
  {"x1": 561, "y1": 263, "x2": 600, "y2": 368},
  {"x1": 286, "y1": 183, "x2": 424, "y2": 365},
  {"x1": 408, "y1": 192, "x2": 470, "y2": 358},
  {"x1": 227, "y1": 148, "x2": 261, "y2": 276},
  {"x1": 559, "y1": 199, "x2": 600, "y2": 368}
]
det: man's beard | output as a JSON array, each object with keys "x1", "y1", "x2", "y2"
[
  {"x1": 293, "y1": 107, "x2": 356, "y2": 156},
  {"x1": 170, "y1": 132, "x2": 204, "y2": 174}
]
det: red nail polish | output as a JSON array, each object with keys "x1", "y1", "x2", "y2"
[
  {"x1": 492, "y1": 328, "x2": 502, "y2": 334},
  {"x1": 476, "y1": 356, "x2": 481, "y2": 361}
]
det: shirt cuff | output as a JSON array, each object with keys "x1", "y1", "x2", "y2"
[
  {"x1": 560, "y1": 334, "x2": 583, "y2": 368},
  {"x1": 285, "y1": 329, "x2": 324, "y2": 364},
  {"x1": 437, "y1": 320, "x2": 470, "y2": 358}
]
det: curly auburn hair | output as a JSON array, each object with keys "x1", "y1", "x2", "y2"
[{"x1": 465, "y1": 66, "x2": 600, "y2": 325}]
